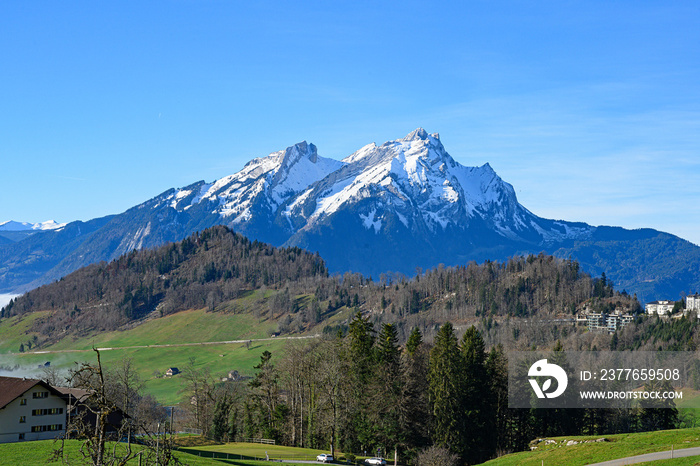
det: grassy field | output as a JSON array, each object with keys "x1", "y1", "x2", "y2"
[
  {"x1": 44, "y1": 308, "x2": 278, "y2": 351},
  {"x1": 0, "y1": 439, "x2": 224, "y2": 466},
  {"x1": 0, "y1": 291, "x2": 329, "y2": 405},
  {"x1": 677, "y1": 388, "x2": 700, "y2": 410},
  {"x1": 0, "y1": 290, "x2": 280, "y2": 352},
  {"x1": 3, "y1": 335, "x2": 294, "y2": 404},
  {"x1": 179, "y1": 442, "x2": 333, "y2": 462},
  {"x1": 0, "y1": 438, "x2": 342, "y2": 466},
  {"x1": 0, "y1": 310, "x2": 51, "y2": 354},
  {"x1": 482, "y1": 427, "x2": 700, "y2": 466}
]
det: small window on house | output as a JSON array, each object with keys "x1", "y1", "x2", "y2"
[
  {"x1": 20, "y1": 398, "x2": 27, "y2": 405},
  {"x1": 32, "y1": 391, "x2": 49, "y2": 399},
  {"x1": 19, "y1": 416, "x2": 26, "y2": 423},
  {"x1": 18, "y1": 433, "x2": 25, "y2": 440}
]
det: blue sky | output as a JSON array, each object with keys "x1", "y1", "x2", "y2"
[{"x1": 2, "y1": 1, "x2": 699, "y2": 244}]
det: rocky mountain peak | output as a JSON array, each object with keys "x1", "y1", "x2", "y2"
[
  {"x1": 281, "y1": 141, "x2": 317, "y2": 165},
  {"x1": 403, "y1": 127, "x2": 429, "y2": 141}
]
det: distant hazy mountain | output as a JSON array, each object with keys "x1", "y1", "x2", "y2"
[
  {"x1": 1, "y1": 129, "x2": 699, "y2": 302},
  {"x1": 0, "y1": 220, "x2": 66, "y2": 231},
  {"x1": 0, "y1": 220, "x2": 70, "y2": 251}
]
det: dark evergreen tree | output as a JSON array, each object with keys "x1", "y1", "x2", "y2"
[
  {"x1": 345, "y1": 311, "x2": 377, "y2": 453},
  {"x1": 248, "y1": 351, "x2": 282, "y2": 441},
  {"x1": 401, "y1": 339, "x2": 431, "y2": 462},
  {"x1": 211, "y1": 391, "x2": 234, "y2": 442},
  {"x1": 405, "y1": 327, "x2": 423, "y2": 357},
  {"x1": 376, "y1": 324, "x2": 403, "y2": 460},
  {"x1": 428, "y1": 323, "x2": 463, "y2": 457},
  {"x1": 460, "y1": 326, "x2": 490, "y2": 463},
  {"x1": 485, "y1": 345, "x2": 509, "y2": 456}
]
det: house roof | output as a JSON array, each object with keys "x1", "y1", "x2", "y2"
[
  {"x1": 53, "y1": 386, "x2": 91, "y2": 404},
  {"x1": 0, "y1": 376, "x2": 64, "y2": 410}
]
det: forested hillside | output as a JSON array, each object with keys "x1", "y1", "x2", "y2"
[
  {"x1": 1, "y1": 226, "x2": 327, "y2": 338},
  {"x1": 195, "y1": 316, "x2": 690, "y2": 466},
  {"x1": 1, "y1": 226, "x2": 643, "y2": 352}
]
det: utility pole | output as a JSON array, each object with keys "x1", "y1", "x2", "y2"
[
  {"x1": 167, "y1": 406, "x2": 175, "y2": 443},
  {"x1": 156, "y1": 422, "x2": 160, "y2": 466}
]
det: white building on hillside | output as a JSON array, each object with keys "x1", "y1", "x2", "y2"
[
  {"x1": 646, "y1": 300, "x2": 675, "y2": 316},
  {"x1": 686, "y1": 295, "x2": 700, "y2": 316}
]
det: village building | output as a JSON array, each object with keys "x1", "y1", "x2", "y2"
[
  {"x1": 585, "y1": 310, "x2": 635, "y2": 333},
  {"x1": 645, "y1": 300, "x2": 674, "y2": 316},
  {"x1": 53, "y1": 386, "x2": 126, "y2": 438},
  {"x1": 686, "y1": 294, "x2": 700, "y2": 316},
  {"x1": 0, "y1": 376, "x2": 67, "y2": 443}
]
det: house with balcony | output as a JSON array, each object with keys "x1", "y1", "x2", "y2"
[{"x1": 585, "y1": 310, "x2": 635, "y2": 333}]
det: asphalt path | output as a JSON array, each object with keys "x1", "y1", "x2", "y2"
[
  {"x1": 25, "y1": 334, "x2": 320, "y2": 355},
  {"x1": 587, "y1": 446, "x2": 700, "y2": 465}
]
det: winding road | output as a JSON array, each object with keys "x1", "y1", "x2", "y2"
[{"x1": 588, "y1": 446, "x2": 700, "y2": 465}]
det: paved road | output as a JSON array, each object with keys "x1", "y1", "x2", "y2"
[
  {"x1": 25, "y1": 334, "x2": 320, "y2": 355},
  {"x1": 588, "y1": 446, "x2": 700, "y2": 465}
]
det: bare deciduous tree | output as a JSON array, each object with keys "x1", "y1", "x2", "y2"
[
  {"x1": 416, "y1": 445, "x2": 459, "y2": 466},
  {"x1": 53, "y1": 348, "x2": 178, "y2": 466}
]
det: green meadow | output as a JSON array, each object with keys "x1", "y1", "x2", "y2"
[
  {"x1": 0, "y1": 438, "x2": 348, "y2": 466},
  {"x1": 0, "y1": 439, "x2": 221, "y2": 466},
  {"x1": 481, "y1": 427, "x2": 700, "y2": 466},
  {"x1": 0, "y1": 291, "x2": 329, "y2": 405}
]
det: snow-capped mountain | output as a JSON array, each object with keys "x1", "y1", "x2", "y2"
[
  {"x1": 167, "y1": 141, "x2": 342, "y2": 221},
  {"x1": 148, "y1": 128, "x2": 590, "y2": 250},
  {"x1": 159, "y1": 140, "x2": 344, "y2": 246},
  {"x1": 283, "y1": 128, "x2": 589, "y2": 243},
  {"x1": 0, "y1": 220, "x2": 66, "y2": 231},
  {"x1": 1, "y1": 128, "x2": 699, "y2": 301}
]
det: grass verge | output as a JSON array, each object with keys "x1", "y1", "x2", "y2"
[{"x1": 482, "y1": 427, "x2": 700, "y2": 465}]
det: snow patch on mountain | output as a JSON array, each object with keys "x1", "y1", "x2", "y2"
[
  {"x1": 170, "y1": 189, "x2": 192, "y2": 209},
  {"x1": 191, "y1": 183, "x2": 214, "y2": 207},
  {"x1": 0, "y1": 220, "x2": 66, "y2": 231},
  {"x1": 359, "y1": 209, "x2": 382, "y2": 233}
]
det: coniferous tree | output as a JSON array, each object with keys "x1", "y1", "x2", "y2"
[
  {"x1": 248, "y1": 351, "x2": 282, "y2": 441},
  {"x1": 345, "y1": 311, "x2": 377, "y2": 453},
  {"x1": 406, "y1": 327, "x2": 423, "y2": 357},
  {"x1": 401, "y1": 334, "x2": 431, "y2": 462},
  {"x1": 532, "y1": 340, "x2": 583, "y2": 438},
  {"x1": 460, "y1": 326, "x2": 490, "y2": 463},
  {"x1": 428, "y1": 323, "x2": 463, "y2": 458},
  {"x1": 485, "y1": 344, "x2": 509, "y2": 457},
  {"x1": 211, "y1": 391, "x2": 234, "y2": 442},
  {"x1": 376, "y1": 323, "x2": 403, "y2": 458}
]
